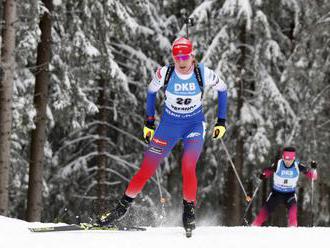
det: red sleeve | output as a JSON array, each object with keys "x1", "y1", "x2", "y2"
[{"x1": 263, "y1": 167, "x2": 274, "y2": 178}]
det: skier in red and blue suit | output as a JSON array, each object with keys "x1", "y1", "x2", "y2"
[
  {"x1": 99, "y1": 37, "x2": 228, "y2": 230},
  {"x1": 252, "y1": 147, "x2": 318, "y2": 227}
]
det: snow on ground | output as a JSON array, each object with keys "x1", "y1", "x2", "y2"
[{"x1": 1, "y1": 215, "x2": 330, "y2": 248}]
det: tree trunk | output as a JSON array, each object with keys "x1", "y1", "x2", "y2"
[
  {"x1": 96, "y1": 79, "x2": 109, "y2": 212},
  {"x1": 0, "y1": 0, "x2": 16, "y2": 216},
  {"x1": 26, "y1": 0, "x2": 53, "y2": 222}
]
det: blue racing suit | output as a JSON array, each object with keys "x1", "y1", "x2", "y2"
[{"x1": 125, "y1": 63, "x2": 227, "y2": 202}]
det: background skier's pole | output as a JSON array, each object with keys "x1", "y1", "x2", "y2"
[
  {"x1": 310, "y1": 160, "x2": 317, "y2": 227},
  {"x1": 220, "y1": 138, "x2": 251, "y2": 202},
  {"x1": 311, "y1": 178, "x2": 314, "y2": 226}
]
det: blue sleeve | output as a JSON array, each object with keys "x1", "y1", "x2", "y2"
[
  {"x1": 146, "y1": 91, "x2": 157, "y2": 117},
  {"x1": 217, "y1": 90, "x2": 227, "y2": 119}
]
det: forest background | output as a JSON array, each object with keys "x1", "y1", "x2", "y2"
[{"x1": 0, "y1": 0, "x2": 329, "y2": 227}]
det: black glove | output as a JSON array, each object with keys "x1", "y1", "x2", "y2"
[{"x1": 311, "y1": 160, "x2": 317, "y2": 169}]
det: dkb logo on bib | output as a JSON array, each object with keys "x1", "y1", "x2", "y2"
[{"x1": 174, "y1": 83, "x2": 196, "y2": 92}]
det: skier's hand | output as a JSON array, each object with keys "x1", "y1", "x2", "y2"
[
  {"x1": 213, "y1": 118, "x2": 226, "y2": 139},
  {"x1": 311, "y1": 160, "x2": 317, "y2": 169},
  {"x1": 259, "y1": 172, "x2": 266, "y2": 180},
  {"x1": 143, "y1": 117, "x2": 156, "y2": 144}
]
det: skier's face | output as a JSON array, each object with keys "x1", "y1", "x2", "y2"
[
  {"x1": 284, "y1": 159, "x2": 294, "y2": 167},
  {"x1": 282, "y1": 150, "x2": 295, "y2": 167},
  {"x1": 173, "y1": 54, "x2": 194, "y2": 74}
]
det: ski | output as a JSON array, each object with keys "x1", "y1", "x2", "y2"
[
  {"x1": 29, "y1": 225, "x2": 84, "y2": 232},
  {"x1": 185, "y1": 227, "x2": 192, "y2": 238},
  {"x1": 29, "y1": 223, "x2": 146, "y2": 233}
]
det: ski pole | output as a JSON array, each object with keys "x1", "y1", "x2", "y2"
[
  {"x1": 155, "y1": 168, "x2": 166, "y2": 226},
  {"x1": 220, "y1": 138, "x2": 251, "y2": 202},
  {"x1": 311, "y1": 178, "x2": 314, "y2": 226},
  {"x1": 241, "y1": 179, "x2": 263, "y2": 225},
  {"x1": 310, "y1": 161, "x2": 317, "y2": 227},
  {"x1": 181, "y1": 9, "x2": 194, "y2": 39}
]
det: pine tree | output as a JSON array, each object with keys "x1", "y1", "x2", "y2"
[
  {"x1": 26, "y1": 0, "x2": 53, "y2": 222},
  {"x1": 0, "y1": 0, "x2": 17, "y2": 216}
]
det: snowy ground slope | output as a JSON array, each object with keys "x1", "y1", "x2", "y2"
[{"x1": 1, "y1": 216, "x2": 330, "y2": 248}]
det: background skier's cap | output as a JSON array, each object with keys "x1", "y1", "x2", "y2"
[
  {"x1": 172, "y1": 37, "x2": 193, "y2": 58},
  {"x1": 283, "y1": 151, "x2": 295, "y2": 160}
]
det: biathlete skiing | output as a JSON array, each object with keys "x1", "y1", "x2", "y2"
[
  {"x1": 97, "y1": 37, "x2": 228, "y2": 236},
  {"x1": 251, "y1": 147, "x2": 318, "y2": 227}
]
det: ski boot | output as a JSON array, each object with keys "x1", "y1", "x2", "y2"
[
  {"x1": 182, "y1": 200, "x2": 196, "y2": 237},
  {"x1": 97, "y1": 195, "x2": 133, "y2": 227}
]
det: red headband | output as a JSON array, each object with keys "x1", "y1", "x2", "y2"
[{"x1": 282, "y1": 151, "x2": 295, "y2": 160}]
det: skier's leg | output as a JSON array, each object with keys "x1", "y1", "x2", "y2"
[
  {"x1": 181, "y1": 122, "x2": 205, "y2": 203},
  {"x1": 251, "y1": 207, "x2": 268, "y2": 226},
  {"x1": 125, "y1": 123, "x2": 179, "y2": 198},
  {"x1": 287, "y1": 193, "x2": 298, "y2": 227},
  {"x1": 251, "y1": 191, "x2": 280, "y2": 226},
  {"x1": 99, "y1": 123, "x2": 179, "y2": 226},
  {"x1": 181, "y1": 122, "x2": 205, "y2": 230}
]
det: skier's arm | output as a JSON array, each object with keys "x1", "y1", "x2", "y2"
[
  {"x1": 146, "y1": 92, "x2": 157, "y2": 117},
  {"x1": 143, "y1": 66, "x2": 166, "y2": 144},
  {"x1": 204, "y1": 67, "x2": 227, "y2": 139},
  {"x1": 204, "y1": 67, "x2": 227, "y2": 122},
  {"x1": 259, "y1": 163, "x2": 276, "y2": 179},
  {"x1": 300, "y1": 161, "x2": 318, "y2": 180},
  {"x1": 146, "y1": 66, "x2": 167, "y2": 117}
]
